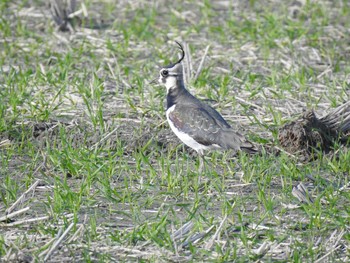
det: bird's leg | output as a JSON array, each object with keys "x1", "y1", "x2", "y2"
[
  {"x1": 199, "y1": 155, "x2": 204, "y2": 173},
  {"x1": 197, "y1": 150, "x2": 205, "y2": 185}
]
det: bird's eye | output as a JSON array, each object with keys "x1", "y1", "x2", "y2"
[{"x1": 161, "y1": 70, "x2": 169, "y2": 77}]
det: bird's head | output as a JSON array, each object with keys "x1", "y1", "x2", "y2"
[{"x1": 158, "y1": 41, "x2": 185, "y2": 92}]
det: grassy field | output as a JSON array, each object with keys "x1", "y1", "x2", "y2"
[{"x1": 1, "y1": 0, "x2": 350, "y2": 262}]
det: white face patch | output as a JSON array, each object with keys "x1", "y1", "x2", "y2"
[{"x1": 159, "y1": 75, "x2": 177, "y2": 92}]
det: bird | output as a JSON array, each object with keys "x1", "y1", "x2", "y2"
[{"x1": 157, "y1": 41, "x2": 256, "y2": 172}]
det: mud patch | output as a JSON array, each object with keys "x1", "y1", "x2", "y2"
[{"x1": 278, "y1": 101, "x2": 350, "y2": 160}]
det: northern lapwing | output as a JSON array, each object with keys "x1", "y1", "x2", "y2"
[{"x1": 157, "y1": 41, "x2": 256, "y2": 171}]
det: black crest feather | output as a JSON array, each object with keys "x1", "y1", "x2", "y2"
[{"x1": 174, "y1": 41, "x2": 185, "y2": 64}]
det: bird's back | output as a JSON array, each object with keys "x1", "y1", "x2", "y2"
[{"x1": 170, "y1": 95, "x2": 256, "y2": 153}]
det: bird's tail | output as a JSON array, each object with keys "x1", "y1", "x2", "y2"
[
  {"x1": 220, "y1": 129, "x2": 258, "y2": 154},
  {"x1": 241, "y1": 141, "x2": 258, "y2": 154}
]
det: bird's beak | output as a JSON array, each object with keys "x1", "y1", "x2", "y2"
[{"x1": 149, "y1": 77, "x2": 159, "y2": 85}]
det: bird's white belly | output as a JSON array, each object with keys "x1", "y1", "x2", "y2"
[{"x1": 166, "y1": 105, "x2": 210, "y2": 153}]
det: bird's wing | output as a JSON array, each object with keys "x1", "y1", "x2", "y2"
[{"x1": 168, "y1": 105, "x2": 249, "y2": 150}]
